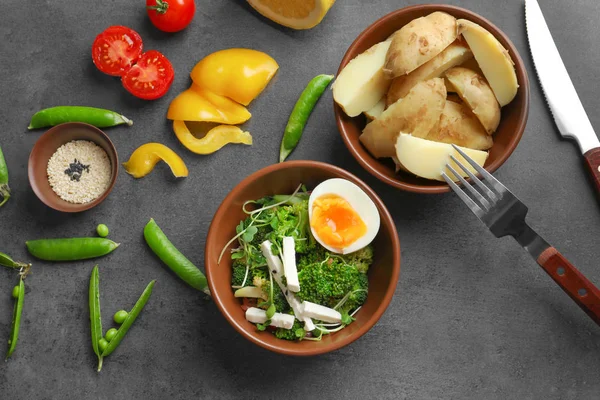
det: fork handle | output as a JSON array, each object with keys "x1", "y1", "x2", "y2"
[
  {"x1": 538, "y1": 247, "x2": 600, "y2": 325},
  {"x1": 584, "y1": 147, "x2": 600, "y2": 197}
]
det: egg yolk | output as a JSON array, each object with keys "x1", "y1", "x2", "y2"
[{"x1": 310, "y1": 194, "x2": 367, "y2": 250}]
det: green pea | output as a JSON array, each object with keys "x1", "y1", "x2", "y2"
[
  {"x1": 11, "y1": 286, "x2": 20, "y2": 299},
  {"x1": 114, "y1": 310, "x2": 129, "y2": 324},
  {"x1": 105, "y1": 328, "x2": 118, "y2": 342},
  {"x1": 97, "y1": 224, "x2": 109, "y2": 238},
  {"x1": 98, "y1": 338, "x2": 109, "y2": 353}
]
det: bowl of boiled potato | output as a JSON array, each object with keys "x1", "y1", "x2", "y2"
[{"x1": 333, "y1": 4, "x2": 529, "y2": 194}]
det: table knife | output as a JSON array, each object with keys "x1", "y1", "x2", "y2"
[{"x1": 525, "y1": 0, "x2": 600, "y2": 196}]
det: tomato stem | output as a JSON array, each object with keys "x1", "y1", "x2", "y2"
[{"x1": 147, "y1": 0, "x2": 169, "y2": 14}]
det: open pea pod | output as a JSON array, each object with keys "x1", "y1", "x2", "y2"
[
  {"x1": 6, "y1": 278, "x2": 25, "y2": 360},
  {"x1": 0, "y1": 251, "x2": 31, "y2": 270}
]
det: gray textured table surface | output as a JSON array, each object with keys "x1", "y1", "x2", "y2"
[{"x1": 1, "y1": 0, "x2": 599, "y2": 399}]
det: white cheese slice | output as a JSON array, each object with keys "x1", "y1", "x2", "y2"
[
  {"x1": 245, "y1": 307, "x2": 268, "y2": 324},
  {"x1": 282, "y1": 237, "x2": 300, "y2": 292},
  {"x1": 271, "y1": 313, "x2": 295, "y2": 329},
  {"x1": 260, "y1": 240, "x2": 283, "y2": 275},
  {"x1": 245, "y1": 307, "x2": 295, "y2": 330},
  {"x1": 302, "y1": 317, "x2": 316, "y2": 332},
  {"x1": 301, "y1": 301, "x2": 342, "y2": 323},
  {"x1": 260, "y1": 241, "x2": 305, "y2": 321}
]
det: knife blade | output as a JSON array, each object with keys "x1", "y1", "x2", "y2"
[{"x1": 525, "y1": 0, "x2": 600, "y2": 195}]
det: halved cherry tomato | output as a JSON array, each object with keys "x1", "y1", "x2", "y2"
[
  {"x1": 92, "y1": 26, "x2": 143, "y2": 76},
  {"x1": 121, "y1": 50, "x2": 175, "y2": 100},
  {"x1": 146, "y1": 0, "x2": 195, "y2": 33}
]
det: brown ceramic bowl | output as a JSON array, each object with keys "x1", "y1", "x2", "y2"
[
  {"x1": 205, "y1": 161, "x2": 401, "y2": 356},
  {"x1": 28, "y1": 122, "x2": 118, "y2": 212},
  {"x1": 335, "y1": 4, "x2": 530, "y2": 194}
]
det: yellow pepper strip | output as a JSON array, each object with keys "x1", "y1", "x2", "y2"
[
  {"x1": 123, "y1": 143, "x2": 188, "y2": 179},
  {"x1": 167, "y1": 85, "x2": 251, "y2": 124},
  {"x1": 190, "y1": 48, "x2": 279, "y2": 106},
  {"x1": 173, "y1": 120, "x2": 252, "y2": 155}
]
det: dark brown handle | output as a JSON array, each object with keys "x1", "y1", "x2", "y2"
[
  {"x1": 538, "y1": 247, "x2": 600, "y2": 326},
  {"x1": 584, "y1": 147, "x2": 600, "y2": 196}
]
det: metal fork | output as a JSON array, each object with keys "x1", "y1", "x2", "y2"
[{"x1": 443, "y1": 145, "x2": 600, "y2": 326}]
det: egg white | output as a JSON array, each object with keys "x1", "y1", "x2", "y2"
[{"x1": 308, "y1": 178, "x2": 380, "y2": 254}]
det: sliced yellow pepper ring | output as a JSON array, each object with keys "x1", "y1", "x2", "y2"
[
  {"x1": 190, "y1": 48, "x2": 279, "y2": 106},
  {"x1": 123, "y1": 143, "x2": 189, "y2": 179},
  {"x1": 173, "y1": 120, "x2": 252, "y2": 155},
  {"x1": 167, "y1": 85, "x2": 251, "y2": 124}
]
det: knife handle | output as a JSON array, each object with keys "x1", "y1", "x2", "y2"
[
  {"x1": 584, "y1": 147, "x2": 600, "y2": 196},
  {"x1": 538, "y1": 247, "x2": 600, "y2": 326}
]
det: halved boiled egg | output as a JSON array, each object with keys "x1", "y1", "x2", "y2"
[{"x1": 308, "y1": 178, "x2": 380, "y2": 255}]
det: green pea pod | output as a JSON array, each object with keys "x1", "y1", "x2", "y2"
[
  {"x1": 101, "y1": 280, "x2": 156, "y2": 357},
  {"x1": 89, "y1": 266, "x2": 104, "y2": 371},
  {"x1": 0, "y1": 146, "x2": 10, "y2": 207},
  {"x1": 279, "y1": 74, "x2": 334, "y2": 163},
  {"x1": 26, "y1": 238, "x2": 120, "y2": 261},
  {"x1": 28, "y1": 106, "x2": 133, "y2": 130},
  {"x1": 6, "y1": 278, "x2": 25, "y2": 360},
  {"x1": 144, "y1": 219, "x2": 210, "y2": 295},
  {"x1": 0, "y1": 251, "x2": 30, "y2": 269}
]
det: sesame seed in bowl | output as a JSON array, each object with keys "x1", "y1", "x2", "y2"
[
  {"x1": 47, "y1": 140, "x2": 112, "y2": 204},
  {"x1": 28, "y1": 123, "x2": 119, "y2": 213}
]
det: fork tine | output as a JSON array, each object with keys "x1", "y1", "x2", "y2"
[
  {"x1": 445, "y1": 164, "x2": 491, "y2": 210},
  {"x1": 450, "y1": 155, "x2": 498, "y2": 203},
  {"x1": 442, "y1": 172, "x2": 485, "y2": 218},
  {"x1": 451, "y1": 145, "x2": 507, "y2": 194}
]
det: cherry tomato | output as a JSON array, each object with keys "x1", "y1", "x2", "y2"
[
  {"x1": 146, "y1": 0, "x2": 195, "y2": 33},
  {"x1": 92, "y1": 26, "x2": 143, "y2": 76},
  {"x1": 121, "y1": 50, "x2": 175, "y2": 100}
]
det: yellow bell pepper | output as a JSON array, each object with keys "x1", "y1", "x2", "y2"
[
  {"x1": 190, "y1": 49, "x2": 279, "y2": 106},
  {"x1": 123, "y1": 143, "x2": 188, "y2": 179},
  {"x1": 173, "y1": 120, "x2": 252, "y2": 155},
  {"x1": 167, "y1": 84, "x2": 251, "y2": 124}
]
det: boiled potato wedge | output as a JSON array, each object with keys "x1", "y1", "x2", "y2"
[
  {"x1": 457, "y1": 19, "x2": 518, "y2": 106},
  {"x1": 445, "y1": 67, "x2": 500, "y2": 134},
  {"x1": 364, "y1": 97, "x2": 386, "y2": 121},
  {"x1": 360, "y1": 78, "x2": 446, "y2": 158},
  {"x1": 386, "y1": 42, "x2": 472, "y2": 106},
  {"x1": 427, "y1": 100, "x2": 493, "y2": 150},
  {"x1": 395, "y1": 133, "x2": 488, "y2": 182},
  {"x1": 333, "y1": 41, "x2": 392, "y2": 117},
  {"x1": 384, "y1": 12, "x2": 457, "y2": 78}
]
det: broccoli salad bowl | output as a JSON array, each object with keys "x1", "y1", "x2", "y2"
[{"x1": 205, "y1": 161, "x2": 400, "y2": 356}]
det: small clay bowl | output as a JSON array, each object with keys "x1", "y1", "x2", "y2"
[
  {"x1": 28, "y1": 122, "x2": 118, "y2": 212},
  {"x1": 335, "y1": 4, "x2": 530, "y2": 194},
  {"x1": 205, "y1": 161, "x2": 401, "y2": 356}
]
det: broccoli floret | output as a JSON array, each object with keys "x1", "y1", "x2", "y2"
[
  {"x1": 342, "y1": 245, "x2": 374, "y2": 274},
  {"x1": 274, "y1": 320, "x2": 306, "y2": 341},
  {"x1": 231, "y1": 262, "x2": 248, "y2": 287},
  {"x1": 261, "y1": 279, "x2": 290, "y2": 314},
  {"x1": 296, "y1": 257, "x2": 368, "y2": 309},
  {"x1": 297, "y1": 246, "x2": 328, "y2": 271}
]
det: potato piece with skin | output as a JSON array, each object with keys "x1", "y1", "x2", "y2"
[
  {"x1": 395, "y1": 133, "x2": 489, "y2": 182},
  {"x1": 445, "y1": 67, "x2": 500, "y2": 134},
  {"x1": 333, "y1": 41, "x2": 392, "y2": 117},
  {"x1": 383, "y1": 12, "x2": 458, "y2": 78},
  {"x1": 364, "y1": 97, "x2": 386, "y2": 121},
  {"x1": 360, "y1": 78, "x2": 446, "y2": 158},
  {"x1": 457, "y1": 19, "x2": 518, "y2": 106},
  {"x1": 386, "y1": 42, "x2": 472, "y2": 107},
  {"x1": 428, "y1": 100, "x2": 493, "y2": 150}
]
